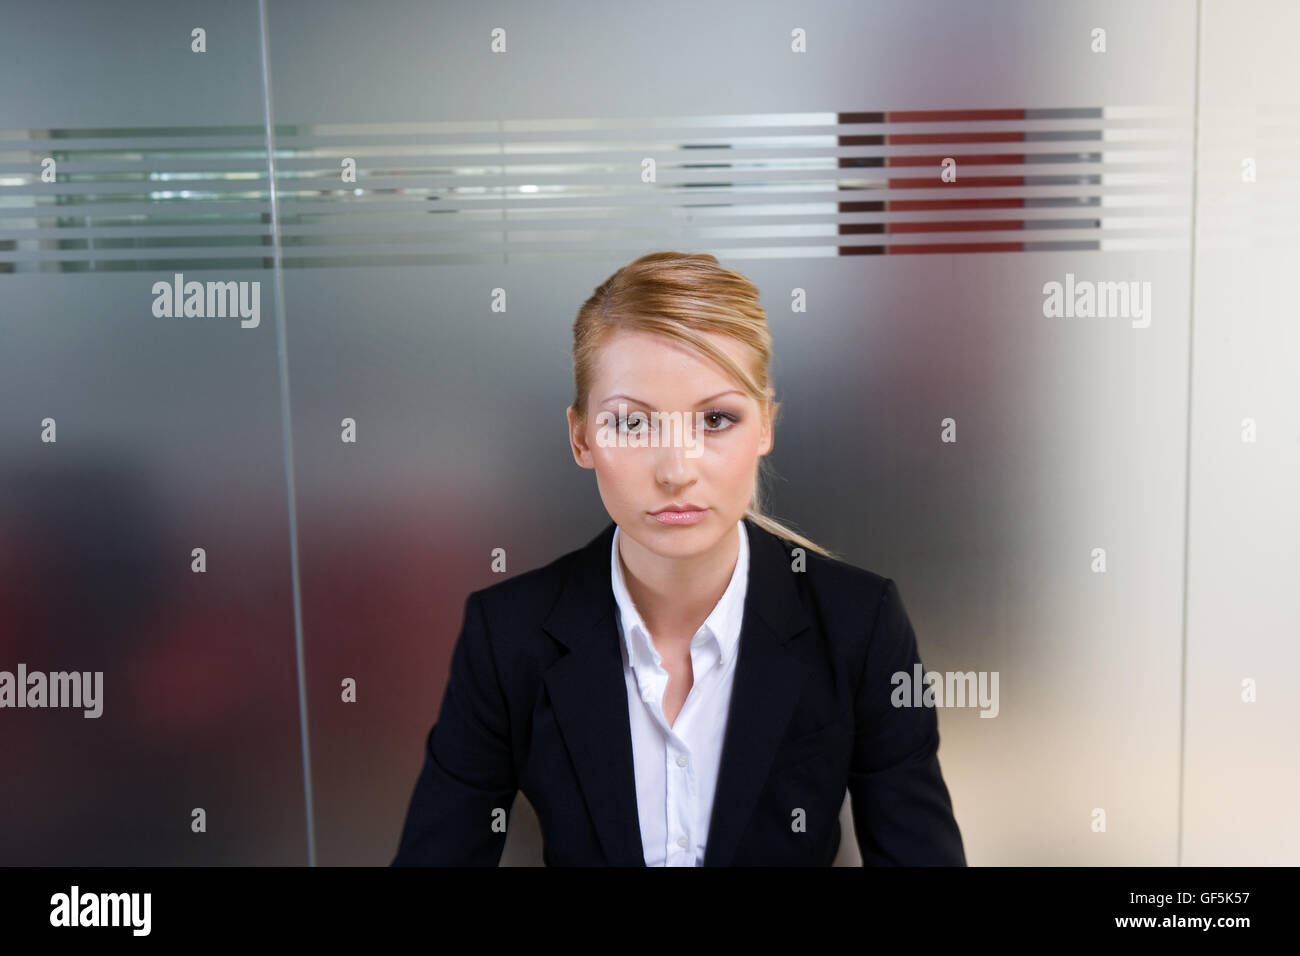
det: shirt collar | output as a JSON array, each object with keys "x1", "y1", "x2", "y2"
[{"x1": 609, "y1": 518, "x2": 749, "y2": 668}]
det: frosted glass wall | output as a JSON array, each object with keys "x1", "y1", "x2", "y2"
[{"x1": 1, "y1": 0, "x2": 1294, "y2": 866}]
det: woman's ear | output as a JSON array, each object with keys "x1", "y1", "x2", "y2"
[
  {"x1": 566, "y1": 405, "x2": 595, "y2": 469},
  {"x1": 758, "y1": 399, "x2": 776, "y2": 456}
]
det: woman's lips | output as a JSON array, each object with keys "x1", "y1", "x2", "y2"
[{"x1": 650, "y1": 508, "x2": 708, "y2": 525}]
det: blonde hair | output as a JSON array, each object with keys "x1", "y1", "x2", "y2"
[{"x1": 570, "y1": 250, "x2": 836, "y2": 559}]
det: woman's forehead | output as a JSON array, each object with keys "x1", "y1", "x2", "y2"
[{"x1": 594, "y1": 330, "x2": 755, "y2": 377}]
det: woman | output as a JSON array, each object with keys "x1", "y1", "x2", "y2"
[{"x1": 393, "y1": 252, "x2": 965, "y2": 866}]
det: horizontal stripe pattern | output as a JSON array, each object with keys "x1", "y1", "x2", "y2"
[{"x1": 0, "y1": 106, "x2": 1229, "y2": 271}]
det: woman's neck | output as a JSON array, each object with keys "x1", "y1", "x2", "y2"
[{"x1": 618, "y1": 522, "x2": 740, "y2": 643}]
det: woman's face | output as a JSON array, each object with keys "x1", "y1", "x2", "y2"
[{"x1": 566, "y1": 328, "x2": 773, "y2": 561}]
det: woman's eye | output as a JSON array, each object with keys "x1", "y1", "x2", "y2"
[
  {"x1": 619, "y1": 413, "x2": 647, "y2": 432},
  {"x1": 702, "y1": 410, "x2": 738, "y2": 431}
]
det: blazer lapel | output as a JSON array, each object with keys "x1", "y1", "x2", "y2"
[
  {"x1": 542, "y1": 521, "x2": 646, "y2": 866},
  {"x1": 703, "y1": 518, "x2": 814, "y2": 866},
  {"x1": 542, "y1": 517, "x2": 814, "y2": 868}
]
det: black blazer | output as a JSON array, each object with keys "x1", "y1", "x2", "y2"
[{"x1": 392, "y1": 517, "x2": 966, "y2": 866}]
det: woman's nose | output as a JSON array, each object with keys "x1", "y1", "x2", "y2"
[{"x1": 653, "y1": 413, "x2": 698, "y2": 485}]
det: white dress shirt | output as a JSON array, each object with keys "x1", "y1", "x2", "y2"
[{"x1": 609, "y1": 519, "x2": 749, "y2": 867}]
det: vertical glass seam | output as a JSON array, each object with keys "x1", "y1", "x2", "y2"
[
  {"x1": 257, "y1": 0, "x2": 317, "y2": 867},
  {"x1": 1176, "y1": 0, "x2": 1205, "y2": 869}
]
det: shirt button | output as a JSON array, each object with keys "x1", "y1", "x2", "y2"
[
  {"x1": 676, "y1": 754, "x2": 688, "y2": 767},
  {"x1": 677, "y1": 836, "x2": 688, "y2": 848},
  {"x1": 642, "y1": 691, "x2": 654, "y2": 702}
]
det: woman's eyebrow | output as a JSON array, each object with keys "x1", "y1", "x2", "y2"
[{"x1": 600, "y1": 390, "x2": 744, "y2": 406}]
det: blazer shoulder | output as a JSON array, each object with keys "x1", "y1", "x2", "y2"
[
  {"x1": 757, "y1": 527, "x2": 898, "y2": 634},
  {"x1": 463, "y1": 531, "x2": 595, "y2": 619},
  {"x1": 765, "y1": 528, "x2": 891, "y2": 597}
]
